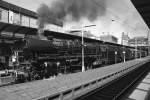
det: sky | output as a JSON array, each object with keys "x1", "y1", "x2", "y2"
[{"x1": 4, "y1": 0, "x2": 149, "y2": 44}]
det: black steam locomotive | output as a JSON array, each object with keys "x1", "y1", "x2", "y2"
[{"x1": 14, "y1": 32, "x2": 148, "y2": 80}]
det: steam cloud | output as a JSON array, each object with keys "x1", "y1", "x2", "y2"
[{"x1": 37, "y1": 0, "x2": 107, "y2": 28}]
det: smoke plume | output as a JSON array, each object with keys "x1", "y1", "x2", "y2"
[{"x1": 37, "y1": 0, "x2": 107, "y2": 28}]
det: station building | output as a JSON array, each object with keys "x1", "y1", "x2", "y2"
[
  {"x1": 100, "y1": 35, "x2": 118, "y2": 44},
  {"x1": 121, "y1": 32, "x2": 130, "y2": 46},
  {"x1": 128, "y1": 37, "x2": 148, "y2": 47}
]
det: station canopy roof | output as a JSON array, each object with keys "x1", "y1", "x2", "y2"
[
  {"x1": 131, "y1": 0, "x2": 150, "y2": 28},
  {"x1": 0, "y1": 0, "x2": 63, "y2": 26},
  {"x1": 0, "y1": 22, "x2": 37, "y2": 37},
  {"x1": 0, "y1": 0, "x2": 37, "y2": 18}
]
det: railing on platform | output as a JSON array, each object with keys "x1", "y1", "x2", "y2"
[{"x1": 35, "y1": 59, "x2": 149, "y2": 100}]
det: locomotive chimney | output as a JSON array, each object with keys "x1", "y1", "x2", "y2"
[{"x1": 37, "y1": 21, "x2": 47, "y2": 40}]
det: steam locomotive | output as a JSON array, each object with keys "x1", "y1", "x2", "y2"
[{"x1": 14, "y1": 32, "x2": 148, "y2": 80}]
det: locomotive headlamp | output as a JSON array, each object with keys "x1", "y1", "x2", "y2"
[
  {"x1": 115, "y1": 51, "x2": 117, "y2": 54},
  {"x1": 123, "y1": 51, "x2": 126, "y2": 62}
]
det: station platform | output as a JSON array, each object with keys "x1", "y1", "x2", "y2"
[
  {"x1": 0, "y1": 57, "x2": 150, "y2": 100},
  {"x1": 126, "y1": 70, "x2": 150, "y2": 100}
]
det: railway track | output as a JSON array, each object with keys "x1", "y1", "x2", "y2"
[{"x1": 76, "y1": 62, "x2": 150, "y2": 100}]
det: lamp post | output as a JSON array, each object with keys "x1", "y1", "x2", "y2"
[
  {"x1": 147, "y1": 29, "x2": 150, "y2": 56},
  {"x1": 81, "y1": 24, "x2": 96, "y2": 72},
  {"x1": 123, "y1": 51, "x2": 126, "y2": 62},
  {"x1": 115, "y1": 51, "x2": 117, "y2": 64},
  {"x1": 135, "y1": 37, "x2": 138, "y2": 59},
  {"x1": 81, "y1": 26, "x2": 85, "y2": 72},
  {"x1": 140, "y1": 46, "x2": 142, "y2": 59}
]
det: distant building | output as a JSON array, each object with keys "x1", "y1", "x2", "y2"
[
  {"x1": 100, "y1": 35, "x2": 118, "y2": 44},
  {"x1": 128, "y1": 37, "x2": 148, "y2": 47},
  {"x1": 121, "y1": 32, "x2": 130, "y2": 46}
]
